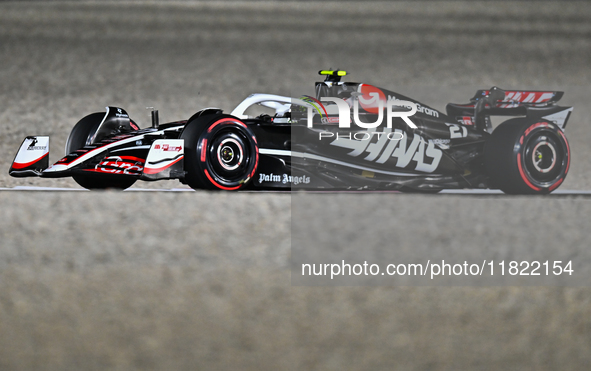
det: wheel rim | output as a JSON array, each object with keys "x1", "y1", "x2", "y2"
[
  {"x1": 521, "y1": 129, "x2": 567, "y2": 187},
  {"x1": 216, "y1": 137, "x2": 243, "y2": 171},
  {"x1": 531, "y1": 141, "x2": 557, "y2": 174},
  {"x1": 200, "y1": 119, "x2": 258, "y2": 188}
]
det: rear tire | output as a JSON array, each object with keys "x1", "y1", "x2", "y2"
[
  {"x1": 180, "y1": 114, "x2": 258, "y2": 190},
  {"x1": 66, "y1": 112, "x2": 137, "y2": 190},
  {"x1": 484, "y1": 118, "x2": 570, "y2": 194}
]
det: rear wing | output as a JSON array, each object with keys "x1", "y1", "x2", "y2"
[
  {"x1": 447, "y1": 87, "x2": 572, "y2": 131},
  {"x1": 470, "y1": 88, "x2": 564, "y2": 108}
]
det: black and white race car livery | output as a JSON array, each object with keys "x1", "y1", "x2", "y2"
[{"x1": 10, "y1": 70, "x2": 572, "y2": 194}]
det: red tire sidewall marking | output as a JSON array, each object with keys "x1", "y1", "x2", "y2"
[
  {"x1": 517, "y1": 152, "x2": 541, "y2": 191},
  {"x1": 249, "y1": 144, "x2": 259, "y2": 179},
  {"x1": 202, "y1": 119, "x2": 258, "y2": 190},
  {"x1": 559, "y1": 130, "x2": 570, "y2": 175},
  {"x1": 548, "y1": 130, "x2": 570, "y2": 192},
  {"x1": 203, "y1": 169, "x2": 241, "y2": 191},
  {"x1": 207, "y1": 118, "x2": 247, "y2": 133},
  {"x1": 200, "y1": 139, "x2": 207, "y2": 162},
  {"x1": 518, "y1": 122, "x2": 568, "y2": 192},
  {"x1": 549, "y1": 178, "x2": 564, "y2": 192}
]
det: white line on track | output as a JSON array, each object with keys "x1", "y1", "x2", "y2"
[
  {"x1": 440, "y1": 189, "x2": 591, "y2": 195},
  {"x1": 1, "y1": 186, "x2": 591, "y2": 195},
  {"x1": 0, "y1": 186, "x2": 195, "y2": 192}
]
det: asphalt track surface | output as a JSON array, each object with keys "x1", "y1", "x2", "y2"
[{"x1": 1, "y1": 1, "x2": 591, "y2": 370}]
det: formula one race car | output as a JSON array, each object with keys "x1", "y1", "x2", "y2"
[{"x1": 10, "y1": 70, "x2": 572, "y2": 194}]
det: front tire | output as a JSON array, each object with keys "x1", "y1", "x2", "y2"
[
  {"x1": 66, "y1": 112, "x2": 137, "y2": 190},
  {"x1": 180, "y1": 114, "x2": 259, "y2": 190},
  {"x1": 65, "y1": 112, "x2": 104, "y2": 153},
  {"x1": 484, "y1": 118, "x2": 570, "y2": 194}
]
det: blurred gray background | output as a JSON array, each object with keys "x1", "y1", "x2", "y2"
[{"x1": 1, "y1": 1, "x2": 590, "y2": 370}]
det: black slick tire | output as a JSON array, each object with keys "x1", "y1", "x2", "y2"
[
  {"x1": 180, "y1": 114, "x2": 259, "y2": 190},
  {"x1": 66, "y1": 112, "x2": 137, "y2": 190},
  {"x1": 484, "y1": 118, "x2": 570, "y2": 194}
]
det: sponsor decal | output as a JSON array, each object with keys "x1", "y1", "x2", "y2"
[
  {"x1": 258, "y1": 173, "x2": 311, "y2": 185},
  {"x1": 25, "y1": 138, "x2": 48, "y2": 151},
  {"x1": 413, "y1": 102, "x2": 440, "y2": 118},
  {"x1": 330, "y1": 128, "x2": 442, "y2": 173},
  {"x1": 502, "y1": 91, "x2": 554, "y2": 104},
  {"x1": 320, "y1": 117, "x2": 341, "y2": 124},
  {"x1": 144, "y1": 139, "x2": 184, "y2": 175},
  {"x1": 385, "y1": 95, "x2": 439, "y2": 118},
  {"x1": 457, "y1": 116, "x2": 474, "y2": 126},
  {"x1": 27, "y1": 146, "x2": 48, "y2": 151},
  {"x1": 259, "y1": 173, "x2": 281, "y2": 182},
  {"x1": 357, "y1": 84, "x2": 439, "y2": 118},
  {"x1": 115, "y1": 107, "x2": 129, "y2": 118},
  {"x1": 93, "y1": 156, "x2": 144, "y2": 174},
  {"x1": 11, "y1": 136, "x2": 50, "y2": 170},
  {"x1": 432, "y1": 139, "x2": 451, "y2": 150},
  {"x1": 478, "y1": 90, "x2": 556, "y2": 108},
  {"x1": 154, "y1": 143, "x2": 182, "y2": 152}
]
